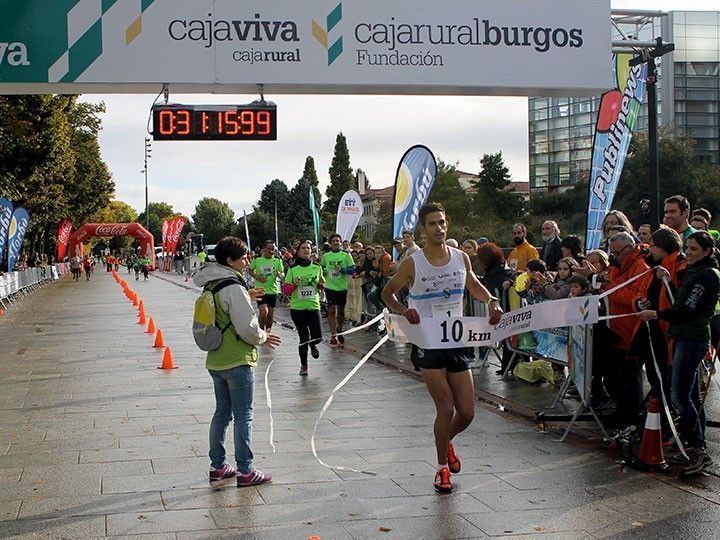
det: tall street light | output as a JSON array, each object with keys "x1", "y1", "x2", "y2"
[{"x1": 142, "y1": 137, "x2": 152, "y2": 230}]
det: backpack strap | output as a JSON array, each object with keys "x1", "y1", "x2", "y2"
[{"x1": 206, "y1": 278, "x2": 247, "y2": 335}]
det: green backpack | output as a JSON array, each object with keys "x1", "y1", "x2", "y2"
[{"x1": 192, "y1": 278, "x2": 245, "y2": 351}]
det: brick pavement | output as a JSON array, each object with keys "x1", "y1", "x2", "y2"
[{"x1": 1, "y1": 270, "x2": 720, "y2": 539}]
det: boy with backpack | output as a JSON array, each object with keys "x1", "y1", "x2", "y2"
[{"x1": 193, "y1": 236, "x2": 281, "y2": 489}]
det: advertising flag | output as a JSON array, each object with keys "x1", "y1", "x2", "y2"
[
  {"x1": 0, "y1": 197, "x2": 13, "y2": 266},
  {"x1": 167, "y1": 216, "x2": 187, "y2": 254},
  {"x1": 392, "y1": 145, "x2": 437, "y2": 259},
  {"x1": 336, "y1": 190, "x2": 362, "y2": 242},
  {"x1": 309, "y1": 185, "x2": 320, "y2": 248},
  {"x1": 56, "y1": 217, "x2": 73, "y2": 261},
  {"x1": 274, "y1": 199, "x2": 280, "y2": 249},
  {"x1": 243, "y1": 210, "x2": 252, "y2": 253},
  {"x1": 7, "y1": 208, "x2": 30, "y2": 271},
  {"x1": 585, "y1": 54, "x2": 648, "y2": 250},
  {"x1": 161, "y1": 219, "x2": 169, "y2": 254}
]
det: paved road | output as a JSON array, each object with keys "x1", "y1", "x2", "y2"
[{"x1": 1, "y1": 270, "x2": 720, "y2": 539}]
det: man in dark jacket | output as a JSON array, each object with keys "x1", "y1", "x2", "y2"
[{"x1": 540, "y1": 220, "x2": 563, "y2": 271}]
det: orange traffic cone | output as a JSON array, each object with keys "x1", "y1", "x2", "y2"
[
  {"x1": 158, "y1": 347, "x2": 177, "y2": 369},
  {"x1": 146, "y1": 318, "x2": 156, "y2": 334},
  {"x1": 153, "y1": 329, "x2": 165, "y2": 348},
  {"x1": 138, "y1": 310, "x2": 147, "y2": 325},
  {"x1": 132, "y1": 294, "x2": 139, "y2": 307},
  {"x1": 138, "y1": 300, "x2": 145, "y2": 313},
  {"x1": 0, "y1": 308, "x2": 5, "y2": 316},
  {"x1": 629, "y1": 398, "x2": 670, "y2": 472}
]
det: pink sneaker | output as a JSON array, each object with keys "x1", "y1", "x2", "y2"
[
  {"x1": 209, "y1": 464, "x2": 237, "y2": 489},
  {"x1": 237, "y1": 469, "x2": 272, "y2": 487}
]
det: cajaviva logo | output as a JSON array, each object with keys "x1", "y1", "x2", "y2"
[{"x1": 312, "y1": 3, "x2": 343, "y2": 65}]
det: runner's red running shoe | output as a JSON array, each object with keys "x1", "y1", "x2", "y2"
[
  {"x1": 447, "y1": 441, "x2": 461, "y2": 474},
  {"x1": 434, "y1": 466, "x2": 453, "y2": 493}
]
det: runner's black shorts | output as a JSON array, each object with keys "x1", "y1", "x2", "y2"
[
  {"x1": 325, "y1": 289, "x2": 347, "y2": 307},
  {"x1": 410, "y1": 346, "x2": 473, "y2": 373},
  {"x1": 256, "y1": 294, "x2": 277, "y2": 308}
]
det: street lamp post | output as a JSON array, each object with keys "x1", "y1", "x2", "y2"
[{"x1": 142, "y1": 137, "x2": 152, "y2": 231}]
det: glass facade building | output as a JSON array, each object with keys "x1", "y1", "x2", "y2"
[{"x1": 528, "y1": 11, "x2": 720, "y2": 193}]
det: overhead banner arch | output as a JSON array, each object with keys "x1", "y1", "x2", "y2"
[
  {"x1": 68, "y1": 223, "x2": 155, "y2": 268},
  {"x1": 0, "y1": 0, "x2": 610, "y2": 96}
]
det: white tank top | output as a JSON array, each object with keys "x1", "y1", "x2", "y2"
[{"x1": 408, "y1": 247, "x2": 466, "y2": 318}]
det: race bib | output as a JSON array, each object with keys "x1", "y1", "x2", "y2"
[
  {"x1": 330, "y1": 268, "x2": 341, "y2": 279},
  {"x1": 298, "y1": 285, "x2": 315, "y2": 298},
  {"x1": 431, "y1": 300, "x2": 463, "y2": 318},
  {"x1": 261, "y1": 265, "x2": 273, "y2": 276},
  {"x1": 509, "y1": 259, "x2": 518, "y2": 271}
]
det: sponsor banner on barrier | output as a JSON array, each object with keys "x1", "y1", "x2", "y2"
[
  {"x1": 56, "y1": 217, "x2": 73, "y2": 261},
  {"x1": 7, "y1": 207, "x2": 30, "y2": 272},
  {"x1": 0, "y1": 197, "x2": 14, "y2": 265},
  {"x1": 336, "y1": 190, "x2": 362, "y2": 242},
  {"x1": 392, "y1": 145, "x2": 437, "y2": 259},
  {"x1": 385, "y1": 296, "x2": 598, "y2": 349},
  {"x1": 585, "y1": 54, "x2": 647, "y2": 250}
]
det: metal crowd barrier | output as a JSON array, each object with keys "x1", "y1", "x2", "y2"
[{"x1": 0, "y1": 263, "x2": 71, "y2": 311}]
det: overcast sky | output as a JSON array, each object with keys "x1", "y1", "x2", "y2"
[{"x1": 83, "y1": 1, "x2": 716, "y2": 219}]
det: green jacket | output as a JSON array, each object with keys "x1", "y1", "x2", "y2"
[{"x1": 193, "y1": 263, "x2": 267, "y2": 370}]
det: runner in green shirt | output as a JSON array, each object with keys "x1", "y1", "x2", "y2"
[
  {"x1": 320, "y1": 234, "x2": 356, "y2": 347},
  {"x1": 197, "y1": 249, "x2": 207, "y2": 265},
  {"x1": 283, "y1": 240, "x2": 324, "y2": 376},
  {"x1": 249, "y1": 240, "x2": 285, "y2": 332}
]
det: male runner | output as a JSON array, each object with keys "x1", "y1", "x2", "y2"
[
  {"x1": 382, "y1": 203, "x2": 503, "y2": 493},
  {"x1": 320, "y1": 234, "x2": 355, "y2": 346},
  {"x1": 249, "y1": 240, "x2": 284, "y2": 331}
]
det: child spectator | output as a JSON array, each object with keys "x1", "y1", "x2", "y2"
[
  {"x1": 542, "y1": 257, "x2": 578, "y2": 300},
  {"x1": 569, "y1": 274, "x2": 591, "y2": 297}
]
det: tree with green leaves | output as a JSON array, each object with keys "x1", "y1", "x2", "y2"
[
  {"x1": 0, "y1": 95, "x2": 114, "y2": 257},
  {"x1": 471, "y1": 152, "x2": 524, "y2": 222},
  {"x1": 192, "y1": 197, "x2": 236, "y2": 244},
  {"x1": 137, "y1": 201, "x2": 176, "y2": 244},
  {"x1": 322, "y1": 132, "x2": 354, "y2": 215}
]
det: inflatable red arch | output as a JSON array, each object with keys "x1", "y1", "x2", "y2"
[{"x1": 68, "y1": 223, "x2": 155, "y2": 269}]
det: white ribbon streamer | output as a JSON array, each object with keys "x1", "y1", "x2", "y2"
[
  {"x1": 310, "y1": 334, "x2": 389, "y2": 475},
  {"x1": 263, "y1": 355, "x2": 276, "y2": 453},
  {"x1": 297, "y1": 312, "x2": 384, "y2": 347},
  {"x1": 598, "y1": 267, "x2": 653, "y2": 299}
]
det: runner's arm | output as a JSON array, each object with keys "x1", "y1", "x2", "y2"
[{"x1": 381, "y1": 257, "x2": 414, "y2": 316}]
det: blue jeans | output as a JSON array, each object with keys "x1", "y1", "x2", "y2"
[
  {"x1": 208, "y1": 365, "x2": 255, "y2": 474},
  {"x1": 671, "y1": 340, "x2": 709, "y2": 448}
]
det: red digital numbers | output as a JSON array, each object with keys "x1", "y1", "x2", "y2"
[{"x1": 153, "y1": 105, "x2": 276, "y2": 141}]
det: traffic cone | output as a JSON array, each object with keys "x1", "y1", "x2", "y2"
[
  {"x1": 138, "y1": 310, "x2": 147, "y2": 325},
  {"x1": 138, "y1": 300, "x2": 145, "y2": 314},
  {"x1": 0, "y1": 308, "x2": 5, "y2": 316},
  {"x1": 146, "y1": 318, "x2": 156, "y2": 334},
  {"x1": 629, "y1": 398, "x2": 670, "y2": 472},
  {"x1": 153, "y1": 329, "x2": 165, "y2": 348},
  {"x1": 158, "y1": 347, "x2": 177, "y2": 369},
  {"x1": 132, "y1": 294, "x2": 139, "y2": 307}
]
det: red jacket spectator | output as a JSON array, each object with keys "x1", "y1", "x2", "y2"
[{"x1": 605, "y1": 244, "x2": 651, "y2": 351}]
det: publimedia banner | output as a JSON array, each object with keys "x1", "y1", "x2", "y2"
[
  {"x1": 0, "y1": 0, "x2": 611, "y2": 97},
  {"x1": 309, "y1": 186, "x2": 320, "y2": 248},
  {"x1": 7, "y1": 207, "x2": 30, "y2": 272},
  {"x1": 585, "y1": 54, "x2": 648, "y2": 250},
  {"x1": 0, "y1": 197, "x2": 13, "y2": 265},
  {"x1": 56, "y1": 217, "x2": 73, "y2": 261},
  {"x1": 336, "y1": 190, "x2": 362, "y2": 242},
  {"x1": 392, "y1": 145, "x2": 437, "y2": 259},
  {"x1": 385, "y1": 296, "x2": 598, "y2": 349},
  {"x1": 161, "y1": 219, "x2": 169, "y2": 253}
]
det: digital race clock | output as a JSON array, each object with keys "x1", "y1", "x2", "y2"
[{"x1": 152, "y1": 102, "x2": 277, "y2": 141}]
